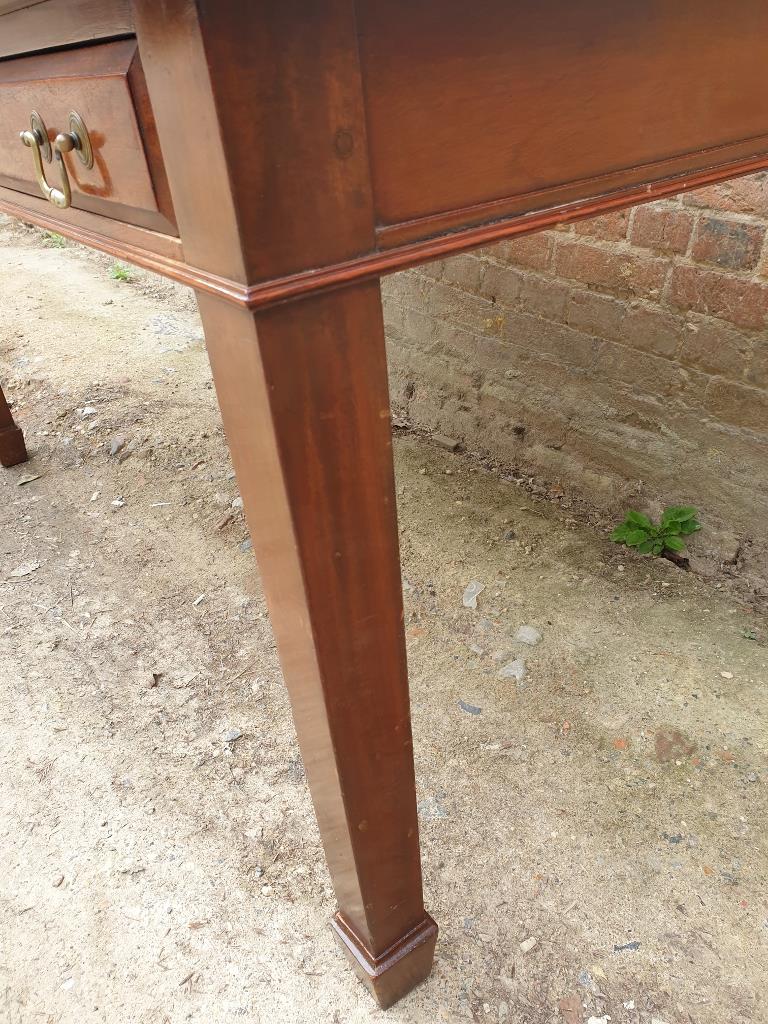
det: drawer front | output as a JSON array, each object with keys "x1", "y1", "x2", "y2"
[{"x1": 0, "y1": 38, "x2": 176, "y2": 235}]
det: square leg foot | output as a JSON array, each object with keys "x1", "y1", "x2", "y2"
[
  {"x1": 0, "y1": 425, "x2": 28, "y2": 468},
  {"x1": 331, "y1": 911, "x2": 438, "y2": 1009}
]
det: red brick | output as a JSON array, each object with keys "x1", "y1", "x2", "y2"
[
  {"x1": 440, "y1": 254, "x2": 485, "y2": 292},
  {"x1": 704, "y1": 379, "x2": 768, "y2": 432},
  {"x1": 682, "y1": 173, "x2": 768, "y2": 217},
  {"x1": 552, "y1": 239, "x2": 668, "y2": 299},
  {"x1": 518, "y1": 273, "x2": 570, "y2": 320},
  {"x1": 565, "y1": 289, "x2": 625, "y2": 340},
  {"x1": 414, "y1": 278, "x2": 498, "y2": 336},
  {"x1": 417, "y1": 259, "x2": 446, "y2": 282},
  {"x1": 747, "y1": 341, "x2": 768, "y2": 389},
  {"x1": 476, "y1": 263, "x2": 523, "y2": 308},
  {"x1": 573, "y1": 210, "x2": 629, "y2": 242},
  {"x1": 629, "y1": 205, "x2": 694, "y2": 254},
  {"x1": 679, "y1": 320, "x2": 752, "y2": 380},
  {"x1": 691, "y1": 216, "x2": 765, "y2": 271},
  {"x1": 495, "y1": 233, "x2": 553, "y2": 272},
  {"x1": 621, "y1": 304, "x2": 683, "y2": 359},
  {"x1": 596, "y1": 340, "x2": 705, "y2": 401},
  {"x1": 668, "y1": 264, "x2": 768, "y2": 330},
  {"x1": 503, "y1": 310, "x2": 602, "y2": 369}
]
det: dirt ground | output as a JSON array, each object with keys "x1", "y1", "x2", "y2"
[{"x1": 1, "y1": 218, "x2": 767, "y2": 1024}]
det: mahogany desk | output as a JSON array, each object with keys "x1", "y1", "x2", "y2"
[{"x1": 1, "y1": 1, "x2": 767, "y2": 1009}]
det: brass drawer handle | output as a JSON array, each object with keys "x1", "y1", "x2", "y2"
[{"x1": 19, "y1": 110, "x2": 93, "y2": 210}]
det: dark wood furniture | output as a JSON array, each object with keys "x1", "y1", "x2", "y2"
[{"x1": 2, "y1": 1, "x2": 766, "y2": 1008}]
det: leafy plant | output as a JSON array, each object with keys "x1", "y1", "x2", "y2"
[
  {"x1": 42, "y1": 231, "x2": 66, "y2": 248},
  {"x1": 109, "y1": 262, "x2": 132, "y2": 282},
  {"x1": 611, "y1": 506, "x2": 701, "y2": 557}
]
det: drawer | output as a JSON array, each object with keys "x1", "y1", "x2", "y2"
[{"x1": 0, "y1": 38, "x2": 176, "y2": 235}]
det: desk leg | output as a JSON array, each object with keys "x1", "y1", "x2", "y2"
[
  {"x1": 0, "y1": 385, "x2": 27, "y2": 468},
  {"x1": 196, "y1": 282, "x2": 436, "y2": 1008}
]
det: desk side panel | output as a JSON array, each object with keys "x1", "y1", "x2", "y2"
[{"x1": 358, "y1": 0, "x2": 768, "y2": 246}]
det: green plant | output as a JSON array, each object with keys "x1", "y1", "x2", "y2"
[
  {"x1": 109, "y1": 262, "x2": 132, "y2": 282},
  {"x1": 42, "y1": 231, "x2": 66, "y2": 248},
  {"x1": 611, "y1": 506, "x2": 701, "y2": 556}
]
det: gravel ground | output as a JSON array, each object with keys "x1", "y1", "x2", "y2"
[{"x1": 1, "y1": 219, "x2": 767, "y2": 1024}]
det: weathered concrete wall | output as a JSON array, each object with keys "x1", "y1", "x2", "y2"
[{"x1": 383, "y1": 173, "x2": 768, "y2": 594}]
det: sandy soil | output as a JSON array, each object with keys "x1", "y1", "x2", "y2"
[{"x1": 1, "y1": 219, "x2": 767, "y2": 1024}]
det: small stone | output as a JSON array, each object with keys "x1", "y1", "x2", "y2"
[
  {"x1": 514, "y1": 625, "x2": 541, "y2": 646},
  {"x1": 260, "y1": 885, "x2": 273, "y2": 896},
  {"x1": 519, "y1": 936, "x2": 537, "y2": 954},
  {"x1": 9, "y1": 562, "x2": 40, "y2": 578},
  {"x1": 80, "y1": 406, "x2": 97, "y2": 418},
  {"x1": 108, "y1": 436, "x2": 125, "y2": 457},
  {"x1": 503, "y1": 529, "x2": 516, "y2": 541},
  {"x1": 458, "y1": 700, "x2": 482, "y2": 716},
  {"x1": 558, "y1": 993, "x2": 583, "y2": 1024},
  {"x1": 655, "y1": 727, "x2": 696, "y2": 763},
  {"x1": 239, "y1": 538, "x2": 253, "y2": 553},
  {"x1": 223, "y1": 728, "x2": 243, "y2": 743},
  {"x1": 232, "y1": 496, "x2": 244, "y2": 510},
  {"x1": 111, "y1": 496, "x2": 126, "y2": 509},
  {"x1": 720, "y1": 671, "x2": 734, "y2": 679},
  {"x1": 587, "y1": 1017, "x2": 611, "y2": 1024},
  {"x1": 498, "y1": 659, "x2": 527, "y2": 683},
  {"x1": 433, "y1": 433, "x2": 460, "y2": 452},
  {"x1": 462, "y1": 581, "x2": 485, "y2": 610},
  {"x1": 417, "y1": 795, "x2": 448, "y2": 819}
]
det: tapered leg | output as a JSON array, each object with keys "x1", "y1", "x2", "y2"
[
  {"x1": 196, "y1": 281, "x2": 436, "y2": 1008},
  {"x1": 0, "y1": 385, "x2": 27, "y2": 468}
]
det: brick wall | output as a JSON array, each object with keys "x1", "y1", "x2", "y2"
[{"x1": 383, "y1": 172, "x2": 768, "y2": 594}]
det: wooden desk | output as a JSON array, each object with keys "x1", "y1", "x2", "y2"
[{"x1": 1, "y1": 1, "x2": 766, "y2": 1009}]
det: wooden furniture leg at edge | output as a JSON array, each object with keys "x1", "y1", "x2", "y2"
[
  {"x1": 0, "y1": 385, "x2": 27, "y2": 468},
  {"x1": 196, "y1": 280, "x2": 437, "y2": 1009}
]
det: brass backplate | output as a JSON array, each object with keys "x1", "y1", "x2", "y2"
[
  {"x1": 69, "y1": 111, "x2": 93, "y2": 169},
  {"x1": 29, "y1": 110, "x2": 51, "y2": 163}
]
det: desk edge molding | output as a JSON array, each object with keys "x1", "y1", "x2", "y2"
[{"x1": 3, "y1": 151, "x2": 768, "y2": 311}]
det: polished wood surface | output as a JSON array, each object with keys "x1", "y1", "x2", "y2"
[
  {"x1": 0, "y1": 0, "x2": 132, "y2": 58},
  {"x1": 360, "y1": 0, "x2": 768, "y2": 231},
  {"x1": 198, "y1": 284, "x2": 436, "y2": 1008},
  {"x1": 1, "y1": 0, "x2": 765, "y2": 1008},
  {"x1": 0, "y1": 40, "x2": 176, "y2": 233},
  {"x1": 134, "y1": 0, "x2": 375, "y2": 284}
]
